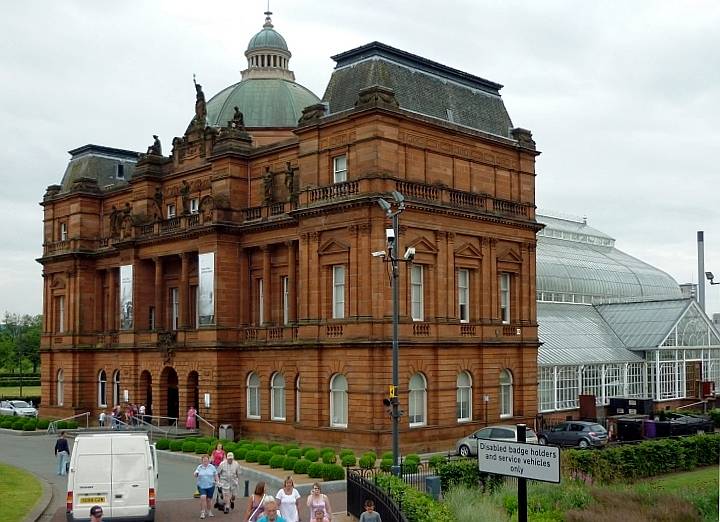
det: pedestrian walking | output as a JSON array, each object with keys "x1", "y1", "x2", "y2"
[
  {"x1": 217, "y1": 452, "x2": 241, "y2": 513},
  {"x1": 54, "y1": 431, "x2": 70, "y2": 475},
  {"x1": 359, "y1": 500, "x2": 381, "y2": 522},
  {"x1": 210, "y1": 442, "x2": 225, "y2": 468},
  {"x1": 98, "y1": 410, "x2": 106, "y2": 427},
  {"x1": 257, "y1": 499, "x2": 286, "y2": 522},
  {"x1": 89, "y1": 505, "x2": 104, "y2": 521},
  {"x1": 139, "y1": 403, "x2": 146, "y2": 424},
  {"x1": 186, "y1": 406, "x2": 197, "y2": 430},
  {"x1": 194, "y1": 455, "x2": 219, "y2": 519},
  {"x1": 306, "y1": 483, "x2": 332, "y2": 522},
  {"x1": 244, "y1": 481, "x2": 274, "y2": 522},
  {"x1": 275, "y1": 476, "x2": 301, "y2": 522}
]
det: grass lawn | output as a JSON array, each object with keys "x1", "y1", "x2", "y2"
[
  {"x1": 0, "y1": 463, "x2": 43, "y2": 522},
  {"x1": 0, "y1": 385, "x2": 41, "y2": 397}
]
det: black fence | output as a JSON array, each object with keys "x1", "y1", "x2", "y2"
[{"x1": 347, "y1": 468, "x2": 407, "y2": 522}]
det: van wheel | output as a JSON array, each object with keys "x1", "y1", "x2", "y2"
[{"x1": 459, "y1": 445, "x2": 471, "y2": 457}]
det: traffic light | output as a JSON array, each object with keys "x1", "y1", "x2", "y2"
[{"x1": 383, "y1": 395, "x2": 399, "y2": 416}]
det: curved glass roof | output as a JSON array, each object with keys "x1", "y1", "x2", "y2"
[{"x1": 537, "y1": 214, "x2": 681, "y2": 302}]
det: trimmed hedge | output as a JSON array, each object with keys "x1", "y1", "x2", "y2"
[
  {"x1": 359, "y1": 453, "x2": 376, "y2": 469},
  {"x1": 269, "y1": 455, "x2": 285, "y2": 468},
  {"x1": 379, "y1": 458, "x2": 393, "y2": 472},
  {"x1": 253, "y1": 443, "x2": 270, "y2": 452},
  {"x1": 321, "y1": 452, "x2": 336, "y2": 464},
  {"x1": 339, "y1": 449, "x2": 355, "y2": 458},
  {"x1": 283, "y1": 456, "x2": 298, "y2": 471},
  {"x1": 709, "y1": 408, "x2": 720, "y2": 428},
  {"x1": 293, "y1": 459, "x2": 310, "y2": 475},
  {"x1": 286, "y1": 448, "x2": 302, "y2": 458},
  {"x1": 304, "y1": 449, "x2": 320, "y2": 462},
  {"x1": 341, "y1": 454, "x2": 357, "y2": 467},
  {"x1": 300, "y1": 446, "x2": 316, "y2": 457},
  {"x1": 37, "y1": 419, "x2": 50, "y2": 429},
  {"x1": 307, "y1": 462, "x2": 324, "y2": 478},
  {"x1": 182, "y1": 441, "x2": 197, "y2": 453},
  {"x1": 322, "y1": 463, "x2": 345, "y2": 481},
  {"x1": 235, "y1": 448, "x2": 248, "y2": 460},
  {"x1": 195, "y1": 443, "x2": 210, "y2": 455},
  {"x1": 435, "y1": 458, "x2": 503, "y2": 493},
  {"x1": 23, "y1": 420, "x2": 37, "y2": 431},
  {"x1": 270, "y1": 445, "x2": 287, "y2": 455},
  {"x1": 381, "y1": 451, "x2": 393, "y2": 460},
  {"x1": 428, "y1": 454, "x2": 446, "y2": 470},
  {"x1": 374, "y1": 474, "x2": 454, "y2": 522},
  {"x1": 245, "y1": 450, "x2": 259, "y2": 463},
  {"x1": 563, "y1": 433, "x2": 720, "y2": 483},
  {"x1": 170, "y1": 440, "x2": 183, "y2": 451},
  {"x1": 155, "y1": 439, "x2": 170, "y2": 451},
  {"x1": 257, "y1": 451, "x2": 272, "y2": 465}
]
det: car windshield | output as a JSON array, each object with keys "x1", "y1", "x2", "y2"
[
  {"x1": 11, "y1": 401, "x2": 30, "y2": 408},
  {"x1": 527, "y1": 428, "x2": 537, "y2": 438},
  {"x1": 588, "y1": 424, "x2": 605, "y2": 432}
]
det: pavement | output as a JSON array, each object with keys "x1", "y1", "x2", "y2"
[{"x1": 0, "y1": 430, "x2": 349, "y2": 522}]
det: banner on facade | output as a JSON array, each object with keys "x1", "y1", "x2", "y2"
[
  {"x1": 198, "y1": 252, "x2": 215, "y2": 325},
  {"x1": 119, "y1": 264, "x2": 133, "y2": 330}
]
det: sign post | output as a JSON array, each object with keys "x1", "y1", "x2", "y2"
[{"x1": 477, "y1": 424, "x2": 561, "y2": 521}]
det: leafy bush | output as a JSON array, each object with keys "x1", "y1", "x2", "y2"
[
  {"x1": 307, "y1": 462, "x2": 324, "y2": 478},
  {"x1": 359, "y1": 454, "x2": 376, "y2": 469},
  {"x1": 56, "y1": 421, "x2": 68, "y2": 430},
  {"x1": 341, "y1": 454, "x2": 357, "y2": 467},
  {"x1": 0, "y1": 417, "x2": 14, "y2": 428},
  {"x1": 402, "y1": 460, "x2": 419, "y2": 473},
  {"x1": 182, "y1": 441, "x2": 197, "y2": 453},
  {"x1": 269, "y1": 455, "x2": 285, "y2": 468},
  {"x1": 195, "y1": 442, "x2": 210, "y2": 454},
  {"x1": 322, "y1": 464, "x2": 345, "y2": 481},
  {"x1": 253, "y1": 443, "x2": 270, "y2": 452},
  {"x1": 563, "y1": 433, "x2": 720, "y2": 484},
  {"x1": 283, "y1": 456, "x2": 298, "y2": 471},
  {"x1": 36, "y1": 419, "x2": 50, "y2": 430},
  {"x1": 12, "y1": 419, "x2": 25, "y2": 430},
  {"x1": 382, "y1": 451, "x2": 393, "y2": 460},
  {"x1": 304, "y1": 449, "x2": 320, "y2": 462},
  {"x1": 257, "y1": 451, "x2": 272, "y2": 465},
  {"x1": 436, "y1": 458, "x2": 503, "y2": 493},
  {"x1": 405, "y1": 453, "x2": 420, "y2": 464},
  {"x1": 245, "y1": 450, "x2": 259, "y2": 463},
  {"x1": 339, "y1": 449, "x2": 355, "y2": 458},
  {"x1": 155, "y1": 439, "x2": 170, "y2": 450},
  {"x1": 235, "y1": 448, "x2": 248, "y2": 460},
  {"x1": 169, "y1": 440, "x2": 183, "y2": 451},
  {"x1": 320, "y1": 447, "x2": 334, "y2": 457},
  {"x1": 23, "y1": 420, "x2": 37, "y2": 431},
  {"x1": 287, "y1": 448, "x2": 302, "y2": 458},
  {"x1": 429, "y1": 454, "x2": 446, "y2": 470},
  {"x1": 223, "y1": 443, "x2": 236, "y2": 454},
  {"x1": 271, "y1": 445, "x2": 287, "y2": 455},
  {"x1": 379, "y1": 458, "x2": 393, "y2": 472},
  {"x1": 285, "y1": 443, "x2": 299, "y2": 450},
  {"x1": 300, "y1": 446, "x2": 316, "y2": 457},
  {"x1": 709, "y1": 408, "x2": 720, "y2": 428},
  {"x1": 66, "y1": 421, "x2": 79, "y2": 429},
  {"x1": 293, "y1": 459, "x2": 310, "y2": 475},
  {"x1": 375, "y1": 474, "x2": 454, "y2": 522},
  {"x1": 321, "y1": 452, "x2": 336, "y2": 464},
  {"x1": 364, "y1": 451, "x2": 377, "y2": 462}
]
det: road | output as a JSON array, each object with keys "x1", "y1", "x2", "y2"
[{"x1": 0, "y1": 431, "x2": 347, "y2": 521}]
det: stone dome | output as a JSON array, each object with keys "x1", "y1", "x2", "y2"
[{"x1": 204, "y1": 11, "x2": 320, "y2": 129}]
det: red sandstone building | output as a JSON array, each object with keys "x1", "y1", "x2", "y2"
[{"x1": 39, "y1": 14, "x2": 540, "y2": 451}]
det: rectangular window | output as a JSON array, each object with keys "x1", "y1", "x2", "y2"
[
  {"x1": 190, "y1": 198, "x2": 199, "y2": 214},
  {"x1": 167, "y1": 203, "x2": 176, "y2": 219},
  {"x1": 116, "y1": 163, "x2": 125, "y2": 179},
  {"x1": 56, "y1": 296, "x2": 65, "y2": 333},
  {"x1": 258, "y1": 279, "x2": 264, "y2": 325},
  {"x1": 60, "y1": 222, "x2": 68, "y2": 241},
  {"x1": 500, "y1": 272, "x2": 510, "y2": 324},
  {"x1": 411, "y1": 265, "x2": 424, "y2": 321},
  {"x1": 333, "y1": 155, "x2": 347, "y2": 183},
  {"x1": 332, "y1": 265, "x2": 345, "y2": 319},
  {"x1": 170, "y1": 287, "x2": 179, "y2": 330},
  {"x1": 458, "y1": 269, "x2": 469, "y2": 323},
  {"x1": 538, "y1": 367, "x2": 555, "y2": 412},
  {"x1": 190, "y1": 285, "x2": 198, "y2": 328},
  {"x1": 282, "y1": 276, "x2": 289, "y2": 325},
  {"x1": 148, "y1": 306, "x2": 155, "y2": 330},
  {"x1": 557, "y1": 366, "x2": 579, "y2": 409}
]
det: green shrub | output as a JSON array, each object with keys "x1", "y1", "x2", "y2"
[
  {"x1": 307, "y1": 462, "x2": 324, "y2": 478},
  {"x1": 287, "y1": 448, "x2": 302, "y2": 458},
  {"x1": 155, "y1": 439, "x2": 170, "y2": 451},
  {"x1": 402, "y1": 460, "x2": 419, "y2": 473},
  {"x1": 375, "y1": 474, "x2": 454, "y2": 522},
  {"x1": 66, "y1": 421, "x2": 79, "y2": 429},
  {"x1": 238, "y1": 439, "x2": 252, "y2": 445},
  {"x1": 36, "y1": 419, "x2": 50, "y2": 430},
  {"x1": 195, "y1": 442, "x2": 210, "y2": 454},
  {"x1": 253, "y1": 443, "x2": 270, "y2": 452},
  {"x1": 363, "y1": 451, "x2": 377, "y2": 462},
  {"x1": 304, "y1": 449, "x2": 320, "y2": 462},
  {"x1": 321, "y1": 452, "x2": 336, "y2": 464},
  {"x1": 223, "y1": 443, "x2": 236, "y2": 454},
  {"x1": 322, "y1": 463, "x2": 345, "y2": 481},
  {"x1": 381, "y1": 451, "x2": 393, "y2": 460},
  {"x1": 56, "y1": 421, "x2": 68, "y2": 430},
  {"x1": 379, "y1": 458, "x2": 393, "y2": 472},
  {"x1": 245, "y1": 450, "x2": 259, "y2": 463},
  {"x1": 283, "y1": 456, "x2": 298, "y2": 471},
  {"x1": 436, "y1": 458, "x2": 503, "y2": 493},
  {"x1": 12, "y1": 419, "x2": 25, "y2": 430},
  {"x1": 235, "y1": 448, "x2": 248, "y2": 460},
  {"x1": 240, "y1": 443, "x2": 253, "y2": 452},
  {"x1": 429, "y1": 454, "x2": 446, "y2": 470},
  {"x1": 359, "y1": 454, "x2": 376, "y2": 469},
  {"x1": 339, "y1": 449, "x2": 355, "y2": 458},
  {"x1": 169, "y1": 440, "x2": 183, "y2": 451},
  {"x1": 341, "y1": 454, "x2": 357, "y2": 467},
  {"x1": 23, "y1": 420, "x2": 37, "y2": 431},
  {"x1": 300, "y1": 446, "x2": 316, "y2": 457},
  {"x1": 0, "y1": 417, "x2": 14, "y2": 428},
  {"x1": 270, "y1": 445, "x2": 287, "y2": 455},
  {"x1": 285, "y1": 443, "x2": 299, "y2": 450},
  {"x1": 708, "y1": 408, "x2": 720, "y2": 428},
  {"x1": 293, "y1": 459, "x2": 310, "y2": 475},
  {"x1": 320, "y1": 447, "x2": 334, "y2": 457},
  {"x1": 405, "y1": 453, "x2": 420, "y2": 463},
  {"x1": 269, "y1": 454, "x2": 285, "y2": 468},
  {"x1": 182, "y1": 441, "x2": 197, "y2": 453},
  {"x1": 257, "y1": 451, "x2": 272, "y2": 465}
]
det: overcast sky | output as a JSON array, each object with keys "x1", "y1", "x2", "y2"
[{"x1": 1, "y1": 0, "x2": 719, "y2": 318}]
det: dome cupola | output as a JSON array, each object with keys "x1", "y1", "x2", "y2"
[{"x1": 243, "y1": 11, "x2": 293, "y2": 82}]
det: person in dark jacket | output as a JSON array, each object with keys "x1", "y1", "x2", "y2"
[{"x1": 54, "y1": 431, "x2": 70, "y2": 475}]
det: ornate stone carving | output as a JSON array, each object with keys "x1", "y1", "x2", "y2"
[
  {"x1": 158, "y1": 330, "x2": 177, "y2": 364},
  {"x1": 297, "y1": 103, "x2": 327, "y2": 125},
  {"x1": 263, "y1": 166, "x2": 274, "y2": 205},
  {"x1": 511, "y1": 127, "x2": 536, "y2": 150},
  {"x1": 193, "y1": 76, "x2": 207, "y2": 128},
  {"x1": 354, "y1": 85, "x2": 400, "y2": 109},
  {"x1": 284, "y1": 162, "x2": 299, "y2": 204}
]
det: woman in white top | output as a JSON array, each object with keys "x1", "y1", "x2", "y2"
[{"x1": 275, "y1": 476, "x2": 302, "y2": 522}]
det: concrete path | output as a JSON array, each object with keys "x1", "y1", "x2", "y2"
[{"x1": 0, "y1": 431, "x2": 348, "y2": 521}]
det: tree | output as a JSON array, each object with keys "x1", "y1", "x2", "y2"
[{"x1": 0, "y1": 313, "x2": 42, "y2": 395}]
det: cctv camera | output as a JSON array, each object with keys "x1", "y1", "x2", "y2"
[
  {"x1": 386, "y1": 228, "x2": 395, "y2": 243},
  {"x1": 403, "y1": 247, "x2": 416, "y2": 261},
  {"x1": 372, "y1": 251, "x2": 386, "y2": 258},
  {"x1": 706, "y1": 271, "x2": 715, "y2": 281},
  {"x1": 377, "y1": 198, "x2": 392, "y2": 213}
]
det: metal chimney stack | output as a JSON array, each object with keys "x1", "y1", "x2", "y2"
[{"x1": 698, "y1": 231, "x2": 705, "y2": 311}]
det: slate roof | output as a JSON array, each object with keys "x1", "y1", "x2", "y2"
[
  {"x1": 538, "y1": 302, "x2": 644, "y2": 365},
  {"x1": 60, "y1": 145, "x2": 139, "y2": 193},
  {"x1": 323, "y1": 42, "x2": 514, "y2": 138}
]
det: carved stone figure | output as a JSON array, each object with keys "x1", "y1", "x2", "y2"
[
  {"x1": 180, "y1": 180, "x2": 191, "y2": 214},
  {"x1": 263, "y1": 166, "x2": 273, "y2": 205},
  {"x1": 193, "y1": 76, "x2": 207, "y2": 125},
  {"x1": 355, "y1": 85, "x2": 400, "y2": 109},
  {"x1": 231, "y1": 106, "x2": 245, "y2": 129},
  {"x1": 153, "y1": 187, "x2": 163, "y2": 220},
  {"x1": 298, "y1": 103, "x2": 327, "y2": 125},
  {"x1": 285, "y1": 161, "x2": 298, "y2": 204},
  {"x1": 146, "y1": 135, "x2": 162, "y2": 155},
  {"x1": 109, "y1": 205, "x2": 121, "y2": 237}
]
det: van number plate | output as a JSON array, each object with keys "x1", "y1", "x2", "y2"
[{"x1": 80, "y1": 496, "x2": 106, "y2": 504}]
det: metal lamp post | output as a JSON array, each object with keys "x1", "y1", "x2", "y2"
[{"x1": 377, "y1": 191, "x2": 405, "y2": 475}]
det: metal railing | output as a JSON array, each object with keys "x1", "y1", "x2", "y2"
[
  {"x1": 347, "y1": 468, "x2": 407, "y2": 522},
  {"x1": 195, "y1": 413, "x2": 216, "y2": 438},
  {"x1": 47, "y1": 412, "x2": 90, "y2": 433}
]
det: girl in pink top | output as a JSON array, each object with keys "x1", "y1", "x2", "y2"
[
  {"x1": 211, "y1": 442, "x2": 226, "y2": 467},
  {"x1": 306, "y1": 483, "x2": 332, "y2": 522}
]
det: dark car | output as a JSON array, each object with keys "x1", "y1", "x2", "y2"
[{"x1": 539, "y1": 421, "x2": 608, "y2": 448}]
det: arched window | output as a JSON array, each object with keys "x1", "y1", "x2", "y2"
[
  {"x1": 408, "y1": 373, "x2": 427, "y2": 427},
  {"x1": 295, "y1": 375, "x2": 301, "y2": 423},
  {"x1": 98, "y1": 370, "x2": 107, "y2": 407},
  {"x1": 456, "y1": 371, "x2": 472, "y2": 422},
  {"x1": 56, "y1": 369, "x2": 64, "y2": 406},
  {"x1": 329, "y1": 374, "x2": 348, "y2": 428},
  {"x1": 271, "y1": 373, "x2": 286, "y2": 421},
  {"x1": 112, "y1": 370, "x2": 121, "y2": 406},
  {"x1": 247, "y1": 372, "x2": 260, "y2": 419},
  {"x1": 500, "y1": 369, "x2": 513, "y2": 418}
]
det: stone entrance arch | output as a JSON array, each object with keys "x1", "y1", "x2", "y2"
[
  {"x1": 187, "y1": 371, "x2": 200, "y2": 411},
  {"x1": 139, "y1": 370, "x2": 153, "y2": 416},
  {"x1": 160, "y1": 366, "x2": 179, "y2": 421}
]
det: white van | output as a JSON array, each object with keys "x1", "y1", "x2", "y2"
[{"x1": 66, "y1": 432, "x2": 158, "y2": 521}]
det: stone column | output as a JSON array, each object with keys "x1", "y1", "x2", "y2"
[
  {"x1": 154, "y1": 257, "x2": 163, "y2": 330},
  {"x1": 239, "y1": 248, "x2": 249, "y2": 325},
  {"x1": 108, "y1": 268, "x2": 117, "y2": 331},
  {"x1": 262, "y1": 246, "x2": 272, "y2": 325},
  {"x1": 180, "y1": 253, "x2": 189, "y2": 328},
  {"x1": 287, "y1": 241, "x2": 297, "y2": 323}
]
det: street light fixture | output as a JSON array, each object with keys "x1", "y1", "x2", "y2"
[
  {"x1": 375, "y1": 192, "x2": 405, "y2": 475},
  {"x1": 706, "y1": 271, "x2": 719, "y2": 285}
]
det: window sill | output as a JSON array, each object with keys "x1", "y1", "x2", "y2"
[
  {"x1": 409, "y1": 422, "x2": 426, "y2": 428},
  {"x1": 246, "y1": 415, "x2": 261, "y2": 420}
]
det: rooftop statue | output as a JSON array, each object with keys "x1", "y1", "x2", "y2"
[
  {"x1": 193, "y1": 75, "x2": 207, "y2": 126},
  {"x1": 146, "y1": 135, "x2": 162, "y2": 156}
]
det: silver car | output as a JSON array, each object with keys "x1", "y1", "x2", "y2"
[
  {"x1": 455, "y1": 425, "x2": 539, "y2": 457},
  {"x1": 0, "y1": 400, "x2": 38, "y2": 417}
]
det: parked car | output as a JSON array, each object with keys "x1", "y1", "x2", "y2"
[
  {"x1": 455, "y1": 425, "x2": 539, "y2": 457},
  {"x1": 538, "y1": 421, "x2": 608, "y2": 448},
  {"x1": 0, "y1": 400, "x2": 38, "y2": 417}
]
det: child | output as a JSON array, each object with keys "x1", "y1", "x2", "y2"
[{"x1": 359, "y1": 499, "x2": 381, "y2": 522}]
